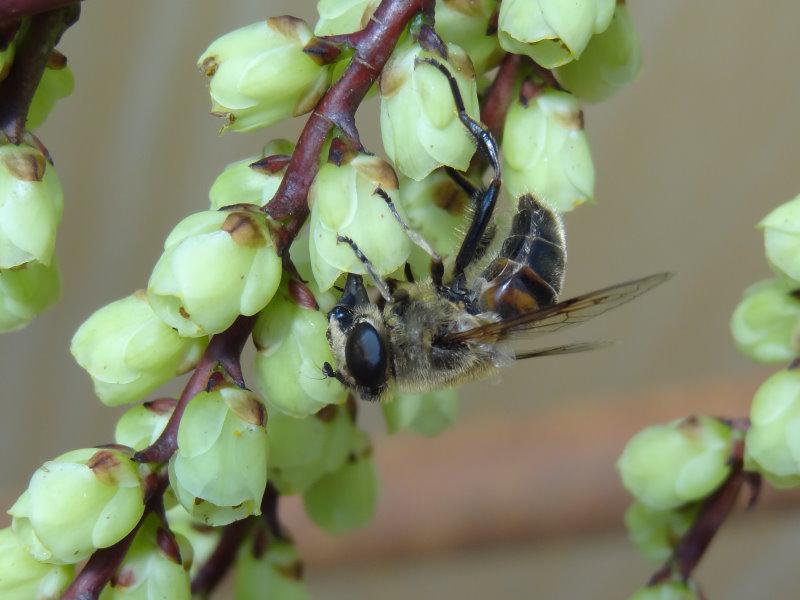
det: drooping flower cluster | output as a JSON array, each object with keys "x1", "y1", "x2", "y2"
[{"x1": 1, "y1": 0, "x2": 647, "y2": 596}]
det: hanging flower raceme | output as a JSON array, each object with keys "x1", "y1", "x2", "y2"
[
  {"x1": 209, "y1": 139, "x2": 293, "y2": 210},
  {"x1": 0, "y1": 259, "x2": 59, "y2": 333},
  {"x1": 71, "y1": 291, "x2": 207, "y2": 406},
  {"x1": 380, "y1": 37, "x2": 480, "y2": 181},
  {"x1": 99, "y1": 514, "x2": 192, "y2": 600},
  {"x1": 314, "y1": 0, "x2": 379, "y2": 36},
  {"x1": 307, "y1": 150, "x2": 410, "y2": 290},
  {"x1": 9, "y1": 448, "x2": 145, "y2": 564},
  {"x1": 616, "y1": 416, "x2": 734, "y2": 511},
  {"x1": 147, "y1": 208, "x2": 282, "y2": 337},
  {"x1": 434, "y1": 0, "x2": 504, "y2": 76},
  {"x1": 168, "y1": 384, "x2": 269, "y2": 526},
  {"x1": 0, "y1": 142, "x2": 63, "y2": 269},
  {"x1": 502, "y1": 85, "x2": 595, "y2": 213},
  {"x1": 254, "y1": 282, "x2": 347, "y2": 418},
  {"x1": 555, "y1": 4, "x2": 641, "y2": 102},
  {"x1": 198, "y1": 17, "x2": 331, "y2": 132},
  {"x1": 497, "y1": 0, "x2": 615, "y2": 68}
]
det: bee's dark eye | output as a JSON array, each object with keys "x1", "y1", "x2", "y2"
[
  {"x1": 328, "y1": 305, "x2": 354, "y2": 329},
  {"x1": 345, "y1": 322, "x2": 387, "y2": 389}
]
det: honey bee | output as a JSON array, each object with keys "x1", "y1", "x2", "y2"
[{"x1": 322, "y1": 59, "x2": 670, "y2": 403}]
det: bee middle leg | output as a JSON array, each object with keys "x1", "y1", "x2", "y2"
[{"x1": 417, "y1": 58, "x2": 501, "y2": 286}]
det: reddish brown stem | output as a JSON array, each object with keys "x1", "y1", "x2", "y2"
[
  {"x1": 190, "y1": 518, "x2": 254, "y2": 596},
  {"x1": 265, "y1": 0, "x2": 432, "y2": 225},
  {"x1": 0, "y1": 0, "x2": 79, "y2": 22},
  {"x1": 0, "y1": 3, "x2": 79, "y2": 142},
  {"x1": 480, "y1": 53, "x2": 520, "y2": 142},
  {"x1": 133, "y1": 314, "x2": 256, "y2": 465}
]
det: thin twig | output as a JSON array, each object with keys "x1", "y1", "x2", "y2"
[
  {"x1": 480, "y1": 53, "x2": 520, "y2": 142},
  {"x1": 190, "y1": 518, "x2": 255, "y2": 597},
  {"x1": 0, "y1": 3, "x2": 79, "y2": 142}
]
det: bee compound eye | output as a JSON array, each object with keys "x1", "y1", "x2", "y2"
[{"x1": 344, "y1": 321, "x2": 388, "y2": 389}]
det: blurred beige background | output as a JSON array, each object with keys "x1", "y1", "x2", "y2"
[{"x1": 2, "y1": 1, "x2": 800, "y2": 598}]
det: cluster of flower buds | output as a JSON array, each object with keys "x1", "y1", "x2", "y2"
[{"x1": 1, "y1": 0, "x2": 649, "y2": 595}]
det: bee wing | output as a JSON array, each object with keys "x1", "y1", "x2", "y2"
[
  {"x1": 514, "y1": 341, "x2": 614, "y2": 360},
  {"x1": 448, "y1": 272, "x2": 672, "y2": 344}
]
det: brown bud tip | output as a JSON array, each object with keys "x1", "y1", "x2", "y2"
[
  {"x1": 157, "y1": 527, "x2": 183, "y2": 564},
  {"x1": 519, "y1": 79, "x2": 542, "y2": 107},
  {"x1": 288, "y1": 279, "x2": 319, "y2": 311},
  {"x1": 226, "y1": 391, "x2": 267, "y2": 427},
  {"x1": 303, "y1": 37, "x2": 342, "y2": 65},
  {"x1": 250, "y1": 154, "x2": 291, "y2": 174},
  {"x1": 2, "y1": 148, "x2": 46, "y2": 182},
  {"x1": 314, "y1": 404, "x2": 338, "y2": 423},
  {"x1": 88, "y1": 450, "x2": 122, "y2": 485},
  {"x1": 346, "y1": 395, "x2": 358, "y2": 423},
  {"x1": 111, "y1": 568, "x2": 136, "y2": 588},
  {"x1": 200, "y1": 56, "x2": 218, "y2": 77},
  {"x1": 276, "y1": 560, "x2": 305, "y2": 581},
  {"x1": 222, "y1": 212, "x2": 267, "y2": 247},
  {"x1": 144, "y1": 398, "x2": 178, "y2": 415},
  {"x1": 47, "y1": 49, "x2": 68, "y2": 70},
  {"x1": 267, "y1": 15, "x2": 307, "y2": 43}
]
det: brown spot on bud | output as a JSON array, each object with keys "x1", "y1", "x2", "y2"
[
  {"x1": 144, "y1": 398, "x2": 177, "y2": 415},
  {"x1": 276, "y1": 560, "x2": 305, "y2": 581},
  {"x1": 250, "y1": 154, "x2": 291, "y2": 174},
  {"x1": 432, "y1": 180, "x2": 468, "y2": 215},
  {"x1": 448, "y1": 48, "x2": 475, "y2": 80},
  {"x1": 111, "y1": 568, "x2": 136, "y2": 588},
  {"x1": 267, "y1": 16, "x2": 307, "y2": 44},
  {"x1": 200, "y1": 56, "x2": 218, "y2": 77},
  {"x1": 288, "y1": 279, "x2": 319, "y2": 310},
  {"x1": 87, "y1": 450, "x2": 122, "y2": 485},
  {"x1": 157, "y1": 527, "x2": 183, "y2": 564},
  {"x1": 222, "y1": 212, "x2": 267, "y2": 247},
  {"x1": 178, "y1": 306, "x2": 190, "y2": 319},
  {"x1": 47, "y1": 49, "x2": 68, "y2": 69},
  {"x1": 552, "y1": 108, "x2": 584, "y2": 131},
  {"x1": 2, "y1": 148, "x2": 46, "y2": 182},
  {"x1": 346, "y1": 394, "x2": 358, "y2": 423},
  {"x1": 379, "y1": 63, "x2": 408, "y2": 98},
  {"x1": 303, "y1": 37, "x2": 342, "y2": 65},
  {"x1": 133, "y1": 289, "x2": 148, "y2": 302},
  {"x1": 353, "y1": 156, "x2": 398, "y2": 190},
  {"x1": 226, "y1": 391, "x2": 267, "y2": 427},
  {"x1": 315, "y1": 404, "x2": 338, "y2": 423}
]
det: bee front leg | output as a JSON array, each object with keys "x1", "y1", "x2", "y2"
[{"x1": 336, "y1": 235, "x2": 393, "y2": 302}]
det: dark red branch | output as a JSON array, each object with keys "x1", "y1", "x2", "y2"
[
  {"x1": 480, "y1": 53, "x2": 520, "y2": 142},
  {"x1": 0, "y1": 4, "x2": 79, "y2": 142},
  {"x1": 265, "y1": 0, "x2": 432, "y2": 228},
  {"x1": 190, "y1": 518, "x2": 254, "y2": 596},
  {"x1": 0, "y1": 0, "x2": 80, "y2": 22},
  {"x1": 133, "y1": 314, "x2": 256, "y2": 465}
]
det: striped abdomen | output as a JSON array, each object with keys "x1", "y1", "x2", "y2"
[{"x1": 478, "y1": 195, "x2": 566, "y2": 319}]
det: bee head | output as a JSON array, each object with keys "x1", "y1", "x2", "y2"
[{"x1": 326, "y1": 275, "x2": 391, "y2": 402}]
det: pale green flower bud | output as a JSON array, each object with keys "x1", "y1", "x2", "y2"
[
  {"x1": 71, "y1": 292, "x2": 207, "y2": 406},
  {"x1": 760, "y1": 194, "x2": 800, "y2": 282},
  {"x1": 148, "y1": 209, "x2": 282, "y2": 337},
  {"x1": 629, "y1": 582, "x2": 699, "y2": 600},
  {"x1": 308, "y1": 152, "x2": 411, "y2": 290},
  {"x1": 397, "y1": 170, "x2": 471, "y2": 278},
  {"x1": 0, "y1": 143, "x2": 63, "y2": 268},
  {"x1": 235, "y1": 537, "x2": 308, "y2": 600},
  {"x1": 0, "y1": 528, "x2": 73, "y2": 599},
  {"x1": 169, "y1": 384, "x2": 269, "y2": 526},
  {"x1": 254, "y1": 284, "x2": 346, "y2": 417},
  {"x1": 623, "y1": 501, "x2": 698, "y2": 564},
  {"x1": 0, "y1": 259, "x2": 59, "y2": 333},
  {"x1": 744, "y1": 369, "x2": 800, "y2": 488},
  {"x1": 502, "y1": 87, "x2": 594, "y2": 212},
  {"x1": 314, "y1": 0, "x2": 379, "y2": 36},
  {"x1": 165, "y1": 505, "x2": 220, "y2": 578},
  {"x1": 27, "y1": 62, "x2": 74, "y2": 131},
  {"x1": 9, "y1": 448, "x2": 145, "y2": 564},
  {"x1": 302, "y1": 430, "x2": 378, "y2": 533},
  {"x1": 730, "y1": 278, "x2": 800, "y2": 364},
  {"x1": 115, "y1": 399, "x2": 176, "y2": 451},
  {"x1": 616, "y1": 416, "x2": 734, "y2": 511},
  {"x1": 198, "y1": 17, "x2": 331, "y2": 132},
  {"x1": 383, "y1": 388, "x2": 459, "y2": 436},
  {"x1": 99, "y1": 514, "x2": 191, "y2": 600},
  {"x1": 498, "y1": 0, "x2": 615, "y2": 68},
  {"x1": 287, "y1": 226, "x2": 338, "y2": 312},
  {"x1": 209, "y1": 139, "x2": 293, "y2": 210},
  {"x1": 380, "y1": 39, "x2": 480, "y2": 181},
  {"x1": 435, "y1": 0, "x2": 504, "y2": 75},
  {"x1": 555, "y1": 5, "x2": 641, "y2": 102},
  {"x1": 267, "y1": 404, "x2": 354, "y2": 494}
]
